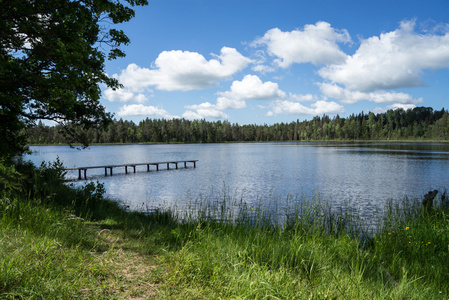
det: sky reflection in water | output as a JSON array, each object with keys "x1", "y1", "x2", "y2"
[{"x1": 26, "y1": 143, "x2": 449, "y2": 224}]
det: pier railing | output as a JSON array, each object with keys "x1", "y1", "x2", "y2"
[{"x1": 65, "y1": 160, "x2": 198, "y2": 180}]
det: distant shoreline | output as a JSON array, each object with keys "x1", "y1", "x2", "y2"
[{"x1": 26, "y1": 139, "x2": 449, "y2": 147}]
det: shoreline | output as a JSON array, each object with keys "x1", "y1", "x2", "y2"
[
  {"x1": 1, "y1": 160, "x2": 448, "y2": 298},
  {"x1": 26, "y1": 139, "x2": 449, "y2": 147}
]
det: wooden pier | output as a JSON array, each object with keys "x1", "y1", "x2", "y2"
[{"x1": 65, "y1": 160, "x2": 198, "y2": 180}]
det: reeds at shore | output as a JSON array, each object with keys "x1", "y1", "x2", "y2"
[{"x1": 1, "y1": 160, "x2": 448, "y2": 298}]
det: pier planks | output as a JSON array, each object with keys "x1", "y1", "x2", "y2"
[{"x1": 65, "y1": 160, "x2": 198, "y2": 180}]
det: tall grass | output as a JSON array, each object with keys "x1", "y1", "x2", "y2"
[
  {"x1": 1, "y1": 161, "x2": 102, "y2": 297},
  {"x1": 1, "y1": 159, "x2": 448, "y2": 299},
  {"x1": 373, "y1": 195, "x2": 449, "y2": 295},
  {"x1": 0, "y1": 160, "x2": 177, "y2": 298},
  {"x1": 156, "y1": 188, "x2": 448, "y2": 299}
]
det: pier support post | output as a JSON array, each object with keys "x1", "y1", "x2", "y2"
[{"x1": 68, "y1": 160, "x2": 197, "y2": 180}]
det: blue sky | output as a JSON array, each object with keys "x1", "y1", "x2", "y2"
[{"x1": 101, "y1": 0, "x2": 449, "y2": 124}]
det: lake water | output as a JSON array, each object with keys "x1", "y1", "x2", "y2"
[{"x1": 25, "y1": 142, "x2": 449, "y2": 224}]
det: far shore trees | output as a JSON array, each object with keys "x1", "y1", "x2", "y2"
[{"x1": 26, "y1": 107, "x2": 449, "y2": 144}]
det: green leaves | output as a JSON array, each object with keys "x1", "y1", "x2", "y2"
[{"x1": 0, "y1": 0, "x2": 148, "y2": 158}]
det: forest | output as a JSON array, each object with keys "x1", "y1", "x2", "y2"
[{"x1": 27, "y1": 106, "x2": 449, "y2": 144}]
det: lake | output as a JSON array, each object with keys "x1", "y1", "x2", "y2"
[{"x1": 25, "y1": 142, "x2": 449, "y2": 224}]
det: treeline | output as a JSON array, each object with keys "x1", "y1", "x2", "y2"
[{"x1": 27, "y1": 107, "x2": 449, "y2": 144}]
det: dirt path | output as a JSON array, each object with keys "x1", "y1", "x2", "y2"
[{"x1": 89, "y1": 228, "x2": 164, "y2": 299}]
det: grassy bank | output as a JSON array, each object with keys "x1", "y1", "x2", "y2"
[{"x1": 1, "y1": 161, "x2": 448, "y2": 299}]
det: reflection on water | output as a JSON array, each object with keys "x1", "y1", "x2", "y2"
[{"x1": 25, "y1": 142, "x2": 449, "y2": 223}]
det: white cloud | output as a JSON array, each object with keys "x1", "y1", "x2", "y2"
[
  {"x1": 216, "y1": 97, "x2": 247, "y2": 110},
  {"x1": 253, "y1": 22, "x2": 351, "y2": 67},
  {"x1": 267, "y1": 100, "x2": 344, "y2": 116},
  {"x1": 252, "y1": 64, "x2": 275, "y2": 74},
  {"x1": 318, "y1": 83, "x2": 423, "y2": 104},
  {"x1": 289, "y1": 93, "x2": 323, "y2": 102},
  {"x1": 183, "y1": 102, "x2": 229, "y2": 119},
  {"x1": 369, "y1": 103, "x2": 417, "y2": 114},
  {"x1": 318, "y1": 20, "x2": 449, "y2": 92},
  {"x1": 110, "y1": 64, "x2": 152, "y2": 93},
  {"x1": 107, "y1": 20, "x2": 448, "y2": 122},
  {"x1": 312, "y1": 101, "x2": 346, "y2": 115},
  {"x1": 221, "y1": 75, "x2": 286, "y2": 100},
  {"x1": 182, "y1": 75, "x2": 286, "y2": 117},
  {"x1": 103, "y1": 88, "x2": 149, "y2": 103},
  {"x1": 113, "y1": 47, "x2": 251, "y2": 92},
  {"x1": 117, "y1": 104, "x2": 178, "y2": 119},
  {"x1": 216, "y1": 75, "x2": 286, "y2": 110},
  {"x1": 250, "y1": 50, "x2": 276, "y2": 74},
  {"x1": 134, "y1": 94, "x2": 149, "y2": 104}
]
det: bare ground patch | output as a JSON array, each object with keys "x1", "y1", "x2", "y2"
[{"x1": 88, "y1": 227, "x2": 166, "y2": 299}]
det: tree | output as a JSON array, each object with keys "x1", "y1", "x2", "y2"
[{"x1": 0, "y1": 0, "x2": 148, "y2": 159}]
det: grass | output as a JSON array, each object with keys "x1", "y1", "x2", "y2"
[
  {"x1": 157, "y1": 194, "x2": 449, "y2": 299},
  {"x1": 1, "y1": 160, "x2": 448, "y2": 299}
]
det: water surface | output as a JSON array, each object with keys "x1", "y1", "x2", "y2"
[{"x1": 26, "y1": 142, "x2": 449, "y2": 221}]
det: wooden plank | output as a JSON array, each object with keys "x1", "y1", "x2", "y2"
[
  {"x1": 65, "y1": 160, "x2": 198, "y2": 179},
  {"x1": 64, "y1": 160, "x2": 198, "y2": 170}
]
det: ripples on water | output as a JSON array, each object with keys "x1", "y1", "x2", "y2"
[{"x1": 26, "y1": 142, "x2": 449, "y2": 227}]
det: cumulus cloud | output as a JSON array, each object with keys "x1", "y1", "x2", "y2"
[
  {"x1": 267, "y1": 100, "x2": 345, "y2": 116},
  {"x1": 289, "y1": 93, "x2": 323, "y2": 102},
  {"x1": 182, "y1": 102, "x2": 229, "y2": 119},
  {"x1": 113, "y1": 47, "x2": 251, "y2": 92},
  {"x1": 110, "y1": 64, "x2": 152, "y2": 93},
  {"x1": 107, "y1": 20, "x2": 449, "y2": 122},
  {"x1": 253, "y1": 22, "x2": 351, "y2": 67},
  {"x1": 369, "y1": 103, "x2": 417, "y2": 114},
  {"x1": 318, "y1": 20, "x2": 449, "y2": 92},
  {"x1": 318, "y1": 83, "x2": 423, "y2": 104},
  {"x1": 216, "y1": 97, "x2": 247, "y2": 110},
  {"x1": 182, "y1": 75, "x2": 286, "y2": 118},
  {"x1": 117, "y1": 104, "x2": 178, "y2": 119},
  {"x1": 216, "y1": 75, "x2": 286, "y2": 109},
  {"x1": 103, "y1": 88, "x2": 149, "y2": 103},
  {"x1": 252, "y1": 64, "x2": 275, "y2": 74}
]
